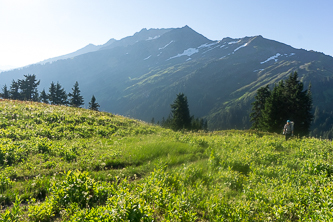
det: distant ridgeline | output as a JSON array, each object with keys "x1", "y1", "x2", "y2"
[{"x1": 1, "y1": 26, "x2": 333, "y2": 138}]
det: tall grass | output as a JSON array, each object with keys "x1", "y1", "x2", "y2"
[{"x1": 1, "y1": 99, "x2": 333, "y2": 221}]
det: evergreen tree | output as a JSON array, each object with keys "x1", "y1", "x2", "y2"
[
  {"x1": 48, "y1": 82, "x2": 67, "y2": 105},
  {"x1": 1, "y1": 84, "x2": 9, "y2": 99},
  {"x1": 68, "y1": 81, "x2": 84, "y2": 107},
  {"x1": 55, "y1": 82, "x2": 68, "y2": 105},
  {"x1": 88, "y1": 95, "x2": 100, "y2": 111},
  {"x1": 284, "y1": 72, "x2": 313, "y2": 136},
  {"x1": 170, "y1": 93, "x2": 191, "y2": 131},
  {"x1": 250, "y1": 72, "x2": 313, "y2": 136},
  {"x1": 48, "y1": 82, "x2": 57, "y2": 105},
  {"x1": 161, "y1": 117, "x2": 166, "y2": 127},
  {"x1": 40, "y1": 89, "x2": 49, "y2": 104},
  {"x1": 19, "y1": 74, "x2": 40, "y2": 101},
  {"x1": 9, "y1": 80, "x2": 21, "y2": 100},
  {"x1": 250, "y1": 85, "x2": 270, "y2": 129},
  {"x1": 260, "y1": 81, "x2": 286, "y2": 133}
]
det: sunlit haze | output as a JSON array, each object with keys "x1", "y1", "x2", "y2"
[{"x1": 1, "y1": 0, "x2": 332, "y2": 69}]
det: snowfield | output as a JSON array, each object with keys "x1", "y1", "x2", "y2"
[
  {"x1": 146, "y1": 35, "x2": 160, "y2": 41},
  {"x1": 159, "y1": 41, "x2": 174, "y2": 50},
  {"x1": 260, "y1": 52, "x2": 296, "y2": 64},
  {"x1": 167, "y1": 48, "x2": 199, "y2": 60},
  {"x1": 234, "y1": 42, "x2": 249, "y2": 52},
  {"x1": 260, "y1": 53, "x2": 281, "y2": 64},
  {"x1": 144, "y1": 55, "x2": 151, "y2": 60}
]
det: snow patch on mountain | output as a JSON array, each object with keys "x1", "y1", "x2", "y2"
[
  {"x1": 146, "y1": 35, "x2": 160, "y2": 40},
  {"x1": 253, "y1": 69, "x2": 264, "y2": 72},
  {"x1": 159, "y1": 41, "x2": 174, "y2": 50},
  {"x1": 198, "y1": 42, "x2": 219, "y2": 49},
  {"x1": 228, "y1": 40, "x2": 241, "y2": 45},
  {"x1": 144, "y1": 55, "x2": 151, "y2": 60},
  {"x1": 284, "y1": 53, "x2": 296, "y2": 57},
  {"x1": 167, "y1": 48, "x2": 199, "y2": 61},
  {"x1": 260, "y1": 53, "x2": 281, "y2": 64},
  {"x1": 234, "y1": 42, "x2": 249, "y2": 52}
]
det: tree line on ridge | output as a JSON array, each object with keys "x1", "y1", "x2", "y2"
[{"x1": 0, "y1": 74, "x2": 100, "y2": 111}]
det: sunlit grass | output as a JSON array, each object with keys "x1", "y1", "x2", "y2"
[{"x1": 1, "y1": 99, "x2": 333, "y2": 221}]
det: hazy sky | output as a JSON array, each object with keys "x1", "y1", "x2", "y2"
[{"x1": 1, "y1": 0, "x2": 332, "y2": 69}]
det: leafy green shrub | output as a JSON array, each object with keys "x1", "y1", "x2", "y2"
[
  {"x1": 208, "y1": 149, "x2": 221, "y2": 170},
  {"x1": 0, "y1": 174, "x2": 13, "y2": 192},
  {"x1": 0, "y1": 196, "x2": 22, "y2": 221},
  {"x1": 35, "y1": 138, "x2": 53, "y2": 153},
  {"x1": 220, "y1": 169, "x2": 247, "y2": 191},
  {"x1": 28, "y1": 197, "x2": 55, "y2": 222},
  {"x1": 59, "y1": 146, "x2": 78, "y2": 162},
  {"x1": 302, "y1": 159, "x2": 333, "y2": 176},
  {"x1": 0, "y1": 140, "x2": 27, "y2": 166},
  {"x1": 25, "y1": 175, "x2": 50, "y2": 201},
  {"x1": 67, "y1": 204, "x2": 152, "y2": 222},
  {"x1": 51, "y1": 170, "x2": 109, "y2": 209},
  {"x1": 42, "y1": 160, "x2": 57, "y2": 169}
]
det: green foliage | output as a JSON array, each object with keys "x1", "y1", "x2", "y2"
[
  {"x1": 0, "y1": 174, "x2": 13, "y2": 192},
  {"x1": 88, "y1": 95, "x2": 100, "y2": 111},
  {"x1": 251, "y1": 72, "x2": 313, "y2": 137},
  {"x1": 170, "y1": 93, "x2": 191, "y2": 130},
  {"x1": 39, "y1": 89, "x2": 48, "y2": 104},
  {"x1": 68, "y1": 81, "x2": 84, "y2": 108},
  {"x1": 161, "y1": 93, "x2": 208, "y2": 131},
  {"x1": 6, "y1": 74, "x2": 40, "y2": 102},
  {"x1": 28, "y1": 197, "x2": 55, "y2": 222},
  {"x1": 0, "y1": 85, "x2": 9, "y2": 99},
  {"x1": 0, "y1": 196, "x2": 22, "y2": 221},
  {"x1": 51, "y1": 170, "x2": 109, "y2": 209},
  {"x1": 1, "y1": 99, "x2": 333, "y2": 221},
  {"x1": 9, "y1": 80, "x2": 21, "y2": 100},
  {"x1": 250, "y1": 84, "x2": 270, "y2": 129},
  {"x1": 19, "y1": 74, "x2": 40, "y2": 101},
  {"x1": 48, "y1": 81, "x2": 68, "y2": 105}
]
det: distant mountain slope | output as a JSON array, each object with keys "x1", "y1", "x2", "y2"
[
  {"x1": 38, "y1": 43, "x2": 105, "y2": 65},
  {"x1": 1, "y1": 26, "x2": 333, "y2": 137},
  {"x1": 38, "y1": 27, "x2": 173, "y2": 65}
]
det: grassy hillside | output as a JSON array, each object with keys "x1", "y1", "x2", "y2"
[{"x1": 1, "y1": 99, "x2": 333, "y2": 221}]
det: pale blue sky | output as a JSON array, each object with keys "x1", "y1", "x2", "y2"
[{"x1": 1, "y1": 0, "x2": 332, "y2": 69}]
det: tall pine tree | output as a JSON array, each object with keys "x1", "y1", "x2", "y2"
[
  {"x1": 48, "y1": 82, "x2": 57, "y2": 105},
  {"x1": 250, "y1": 85, "x2": 271, "y2": 129},
  {"x1": 260, "y1": 81, "x2": 286, "y2": 133},
  {"x1": 48, "y1": 82, "x2": 68, "y2": 105},
  {"x1": 40, "y1": 89, "x2": 49, "y2": 104},
  {"x1": 250, "y1": 72, "x2": 313, "y2": 136},
  {"x1": 170, "y1": 93, "x2": 191, "y2": 131},
  {"x1": 68, "y1": 81, "x2": 84, "y2": 107},
  {"x1": 55, "y1": 82, "x2": 68, "y2": 105},
  {"x1": 1, "y1": 84, "x2": 9, "y2": 99},
  {"x1": 9, "y1": 80, "x2": 21, "y2": 100},
  {"x1": 19, "y1": 74, "x2": 40, "y2": 101},
  {"x1": 88, "y1": 95, "x2": 100, "y2": 111}
]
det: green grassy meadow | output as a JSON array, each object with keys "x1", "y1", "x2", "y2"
[{"x1": 1, "y1": 99, "x2": 333, "y2": 221}]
